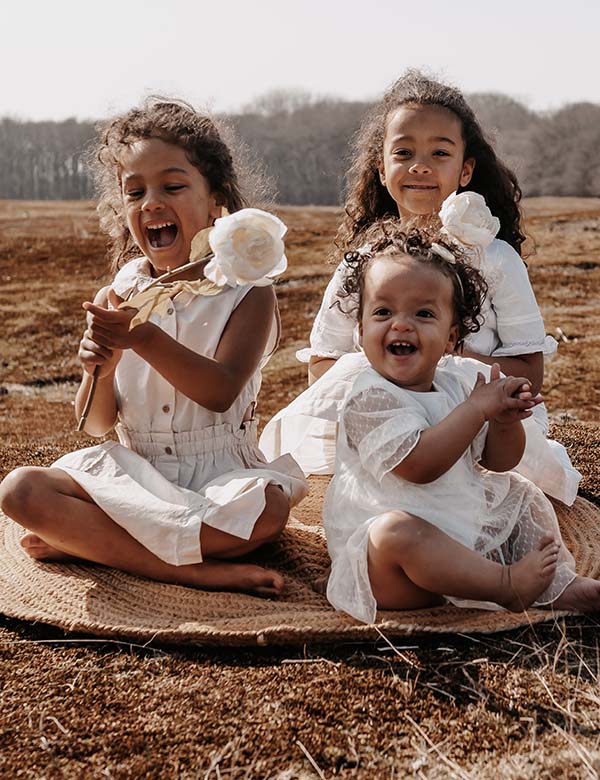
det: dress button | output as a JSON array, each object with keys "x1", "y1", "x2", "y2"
[
  {"x1": 165, "y1": 446, "x2": 173, "y2": 455},
  {"x1": 162, "y1": 405, "x2": 170, "y2": 413},
  {"x1": 167, "y1": 308, "x2": 174, "y2": 315}
]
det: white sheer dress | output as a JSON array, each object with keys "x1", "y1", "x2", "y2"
[
  {"x1": 260, "y1": 239, "x2": 581, "y2": 504},
  {"x1": 324, "y1": 365, "x2": 576, "y2": 624}
]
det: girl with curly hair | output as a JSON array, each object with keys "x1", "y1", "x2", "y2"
[
  {"x1": 322, "y1": 223, "x2": 597, "y2": 623},
  {"x1": 0, "y1": 99, "x2": 307, "y2": 595},
  {"x1": 261, "y1": 70, "x2": 579, "y2": 504}
]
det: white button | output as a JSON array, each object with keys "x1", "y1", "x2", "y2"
[
  {"x1": 167, "y1": 308, "x2": 174, "y2": 315},
  {"x1": 162, "y1": 405, "x2": 170, "y2": 413}
]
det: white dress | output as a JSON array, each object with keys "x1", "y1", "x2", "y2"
[
  {"x1": 324, "y1": 365, "x2": 576, "y2": 624},
  {"x1": 260, "y1": 239, "x2": 581, "y2": 504},
  {"x1": 52, "y1": 258, "x2": 308, "y2": 567}
]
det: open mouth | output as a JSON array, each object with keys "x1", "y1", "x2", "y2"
[
  {"x1": 404, "y1": 185, "x2": 437, "y2": 191},
  {"x1": 387, "y1": 342, "x2": 417, "y2": 356},
  {"x1": 146, "y1": 222, "x2": 178, "y2": 249}
]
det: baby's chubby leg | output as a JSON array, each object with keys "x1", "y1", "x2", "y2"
[
  {"x1": 0, "y1": 467, "x2": 285, "y2": 596},
  {"x1": 367, "y1": 511, "x2": 560, "y2": 612}
]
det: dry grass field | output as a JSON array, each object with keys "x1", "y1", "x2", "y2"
[{"x1": 1, "y1": 198, "x2": 600, "y2": 778}]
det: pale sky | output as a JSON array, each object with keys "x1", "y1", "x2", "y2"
[{"x1": 3, "y1": 0, "x2": 599, "y2": 121}]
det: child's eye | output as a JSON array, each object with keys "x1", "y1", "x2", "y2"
[
  {"x1": 392, "y1": 148, "x2": 411, "y2": 158},
  {"x1": 433, "y1": 149, "x2": 451, "y2": 157},
  {"x1": 165, "y1": 184, "x2": 185, "y2": 192},
  {"x1": 125, "y1": 189, "x2": 144, "y2": 199},
  {"x1": 417, "y1": 309, "x2": 435, "y2": 318},
  {"x1": 373, "y1": 307, "x2": 392, "y2": 317}
]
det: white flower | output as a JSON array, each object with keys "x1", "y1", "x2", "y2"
[
  {"x1": 439, "y1": 191, "x2": 500, "y2": 248},
  {"x1": 204, "y1": 208, "x2": 288, "y2": 287}
]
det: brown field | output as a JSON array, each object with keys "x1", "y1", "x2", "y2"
[{"x1": 1, "y1": 198, "x2": 600, "y2": 778}]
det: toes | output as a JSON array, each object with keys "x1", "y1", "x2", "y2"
[
  {"x1": 253, "y1": 586, "x2": 281, "y2": 598},
  {"x1": 20, "y1": 533, "x2": 42, "y2": 550},
  {"x1": 538, "y1": 535, "x2": 556, "y2": 552}
]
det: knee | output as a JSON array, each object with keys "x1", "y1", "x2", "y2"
[
  {"x1": 0, "y1": 467, "x2": 46, "y2": 522},
  {"x1": 369, "y1": 510, "x2": 426, "y2": 553},
  {"x1": 253, "y1": 484, "x2": 290, "y2": 544}
]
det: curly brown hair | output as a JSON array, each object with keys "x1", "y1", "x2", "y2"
[
  {"x1": 335, "y1": 70, "x2": 526, "y2": 259},
  {"x1": 338, "y1": 219, "x2": 488, "y2": 350},
  {"x1": 90, "y1": 97, "x2": 261, "y2": 271}
]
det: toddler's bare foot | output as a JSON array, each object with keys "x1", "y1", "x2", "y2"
[
  {"x1": 20, "y1": 533, "x2": 82, "y2": 563},
  {"x1": 551, "y1": 576, "x2": 600, "y2": 612},
  {"x1": 187, "y1": 561, "x2": 285, "y2": 598},
  {"x1": 500, "y1": 536, "x2": 560, "y2": 611}
]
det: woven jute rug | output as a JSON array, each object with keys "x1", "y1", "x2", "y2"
[{"x1": 1, "y1": 476, "x2": 599, "y2": 646}]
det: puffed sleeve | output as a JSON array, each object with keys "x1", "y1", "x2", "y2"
[
  {"x1": 342, "y1": 387, "x2": 427, "y2": 483},
  {"x1": 296, "y1": 262, "x2": 358, "y2": 363},
  {"x1": 485, "y1": 241, "x2": 557, "y2": 358}
]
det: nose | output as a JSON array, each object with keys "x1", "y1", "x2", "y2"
[
  {"x1": 408, "y1": 160, "x2": 432, "y2": 175},
  {"x1": 391, "y1": 314, "x2": 413, "y2": 331},
  {"x1": 141, "y1": 188, "x2": 164, "y2": 212}
]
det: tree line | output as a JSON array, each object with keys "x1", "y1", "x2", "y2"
[{"x1": 1, "y1": 92, "x2": 599, "y2": 203}]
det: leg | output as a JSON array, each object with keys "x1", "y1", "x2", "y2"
[
  {"x1": 199, "y1": 483, "x2": 290, "y2": 559},
  {"x1": 0, "y1": 467, "x2": 285, "y2": 596},
  {"x1": 552, "y1": 577, "x2": 600, "y2": 611},
  {"x1": 368, "y1": 511, "x2": 561, "y2": 612}
]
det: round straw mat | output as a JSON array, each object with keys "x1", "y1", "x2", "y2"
[{"x1": 1, "y1": 479, "x2": 599, "y2": 646}]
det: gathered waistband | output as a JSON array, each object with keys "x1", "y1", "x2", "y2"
[{"x1": 116, "y1": 420, "x2": 259, "y2": 458}]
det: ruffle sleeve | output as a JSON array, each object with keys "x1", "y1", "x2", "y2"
[
  {"x1": 343, "y1": 387, "x2": 426, "y2": 483},
  {"x1": 485, "y1": 241, "x2": 557, "y2": 358},
  {"x1": 296, "y1": 262, "x2": 358, "y2": 363}
]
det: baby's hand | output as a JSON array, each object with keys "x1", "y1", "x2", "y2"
[
  {"x1": 468, "y1": 363, "x2": 543, "y2": 424},
  {"x1": 82, "y1": 289, "x2": 151, "y2": 354}
]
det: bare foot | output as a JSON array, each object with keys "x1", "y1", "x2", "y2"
[
  {"x1": 20, "y1": 534, "x2": 285, "y2": 598},
  {"x1": 186, "y1": 561, "x2": 285, "y2": 598},
  {"x1": 499, "y1": 536, "x2": 560, "y2": 612},
  {"x1": 20, "y1": 533, "x2": 83, "y2": 563},
  {"x1": 552, "y1": 576, "x2": 600, "y2": 612}
]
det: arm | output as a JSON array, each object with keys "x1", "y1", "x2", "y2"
[
  {"x1": 479, "y1": 418, "x2": 526, "y2": 472},
  {"x1": 75, "y1": 286, "x2": 120, "y2": 436},
  {"x1": 391, "y1": 398, "x2": 487, "y2": 484},
  {"x1": 392, "y1": 365, "x2": 539, "y2": 483},
  {"x1": 84, "y1": 286, "x2": 276, "y2": 413},
  {"x1": 469, "y1": 241, "x2": 548, "y2": 396},
  {"x1": 308, "y1": 356, "x2": 337, "y2": 384},
  {"x1": 459, "y1": 349, "x2": 543, "y2": 396},
  {"x1": 305, "y1": 262, "x2": 355, "y2": 385}
]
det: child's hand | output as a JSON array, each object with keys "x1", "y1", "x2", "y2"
[
  {"x1": 78, "y1": 289, "x2": 121, "y2": 377},
  {"x1": 468, "y1": 363, "x2": 543, "y2": 424},
  {"x1": 82, "y1": 289, "x2": 152, "y2": 357}
]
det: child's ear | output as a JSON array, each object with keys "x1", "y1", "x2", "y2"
[
  {"x1": 209, "y1": 200, "x2": 223, "y2": 222},
  {"x1": 460, "y1": 158, "x2": 475, "y2": 188},
  {"x1": 378, "y1": 165, "x2": 387, "y2": 188},
  {"x1": 358, "y1": 319, "x2": 364, "y2": 347},
  {"x1": 445, "y1": 324, "x2": 459, "y2": 354}
]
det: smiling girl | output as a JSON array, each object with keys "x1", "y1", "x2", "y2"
[
  {"x1": 0, "y1": 99, "x2": 307, "y2": 595},
  {"x1": 323, "y1": 221, "x2": 599, "y2": 623},
  {"x1": 260, "y1": 70, "x2": 580, "y2": 505}
]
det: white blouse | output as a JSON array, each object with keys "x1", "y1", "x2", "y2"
[{"x1": 297, "y1": 239, "x2": 557, "y2": 363}]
